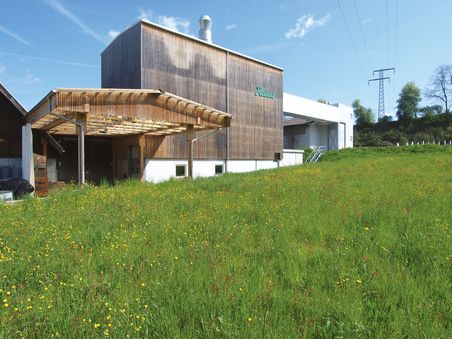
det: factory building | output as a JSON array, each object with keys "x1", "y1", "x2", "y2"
[{"x1": 1, "y1": 15, "x2": 352, "y2": 194}]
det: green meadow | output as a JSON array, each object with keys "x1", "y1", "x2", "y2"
[{"x1": 0, "y1": 146, "x2": 451, "y2": 338}]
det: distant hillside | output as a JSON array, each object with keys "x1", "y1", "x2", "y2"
[{"x1": 354, "y1": 113, "x2": 452, "y2": 146}]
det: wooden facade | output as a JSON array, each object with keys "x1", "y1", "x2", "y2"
[
  {"x1": 0, "y1": 84, "x2": 25, "y2": 159},
  {"x1": 101, "y1": 21, "x2": 284, "y2": 161}
]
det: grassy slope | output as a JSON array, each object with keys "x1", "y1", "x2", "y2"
[{"x1": 0, "y1": 146, "x2": 451, "y2": 338}]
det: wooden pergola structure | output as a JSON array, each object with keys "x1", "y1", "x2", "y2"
[{"x1": 26, "y1": 88, "x2": 232, "y2": 184}]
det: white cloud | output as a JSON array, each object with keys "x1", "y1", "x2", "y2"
[
  {"x1": 156, "y1": 15, "x2": 190, "y2": 34},
  {"x1": 137, "y1": 8, "x2": 190, "y2": 34},
  {"x1": 44, "y1": 0, "x2": 107, "y2": 44},
  {"x1": 11, "y1": 71, "x2": 41, "y2": 85},
  {"x1": 0, "y1": 25, "x2": 34, "y2": 48},
  {"x1": 108, "y1": 30, "x2": 120, "y2": 40},
  {"x1": 138, "y1": 7, "x2": 153, "y2": 21},
  {"x1": 225, "y1": 24, "x2": 237, "y2": 31},
  {"x1": 285, "y1": 14, "x2": 331, "y2": 39},
  {"x1": 0, "y1": 64, "x2": 5, "y2": 74}
]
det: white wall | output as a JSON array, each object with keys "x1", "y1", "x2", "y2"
[
  {"x1": 145, "y1": 159, "x2": 228, "y2": 183},
  {"x1": 143, "y1": 152, "x2": 303, "y2": 183},
  {"x1": 308, "y1": 125, "x2": 329, "y2": 148},
  {"x1": 283, "y1": 93, "x2": 354, "y2": 149},
  {"x1": 280, "y1": 150, "x2": 304, "y2": 167}
]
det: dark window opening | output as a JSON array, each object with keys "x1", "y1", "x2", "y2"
[
  {"x1": 215, "y1": 164, "x2": 223, "y2": 175},
  {"x1": 175, "y1": 165, "x2": 186, "y2": 177}
]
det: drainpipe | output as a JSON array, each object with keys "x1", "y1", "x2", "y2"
[
  {"x1": 48, "y1": 112, "x2": 85, "y2": 185},
  {"x1": 188, "y1": 128, "x2": 223, "y2": 178},
  {"x1": 225, "y1": 51, "x2": 230, "y2": 172}
]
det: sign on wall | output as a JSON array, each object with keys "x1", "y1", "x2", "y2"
[{"x1": 255, "y1": 87, "x2": 276, "y2": 100}]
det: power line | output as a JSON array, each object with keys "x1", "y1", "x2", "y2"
[
  {"x1": 337, "y1": 0, "x2": 368, "y2": 82},
  {"x1": 352, "y1": 0, "x2": 373, "y2": 71},
  {"x1": 372, "y1": 0, "x2": 382, "y2": 67},
  {"x1": 386, "y1": 0, "x2": 391, "y2": 67},
  {"x1": 394, "y1": 0, "x2": 399, "y2": 68}
]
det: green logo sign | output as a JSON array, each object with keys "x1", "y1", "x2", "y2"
[{"x1": 255, "y1": 87, "x2": 276, "y2": 100}]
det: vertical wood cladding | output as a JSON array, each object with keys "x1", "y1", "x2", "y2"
[
  {"x1": 0, "y1": 94, "x2": 23, "y2": 158},
  {"x1": 101, "y1": 25, "x2": 141, "y2": 89},
  {"x1": 228, "y1": 54, "x2": 283, "y2": 160},
  {"x1": 102, "y1": 22, "x2": 283, "y2": 160}
]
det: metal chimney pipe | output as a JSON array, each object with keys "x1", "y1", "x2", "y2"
[{"x1": 199, "y1": 15, "x2": 212, "y2": 43}]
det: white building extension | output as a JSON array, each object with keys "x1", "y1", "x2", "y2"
[{"x1": 283, "y1": 93, "x2": 354, "y2": 150}]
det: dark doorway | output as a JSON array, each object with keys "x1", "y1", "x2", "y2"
[{"x1": 46, "y1": 136, "x2": 113, "y2": 184}]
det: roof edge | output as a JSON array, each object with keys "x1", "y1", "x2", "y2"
[
  {"x1": 102, "y1": 19, "x2": 284, "y2": 72},
  {"x1": 0, "y1": 82, "x2": 27, "y2": 116}
]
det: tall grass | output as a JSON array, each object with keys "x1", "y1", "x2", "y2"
[{"x1": 0, "y1": 147, "x2": 451, "y2": 337}]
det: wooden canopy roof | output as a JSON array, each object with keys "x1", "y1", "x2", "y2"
[{"x1": 26, "y1": 88, "x2": 232, "y2": 136}]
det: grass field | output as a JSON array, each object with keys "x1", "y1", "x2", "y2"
[{"x1": 0, "y1": 146, "x2": 451, "y2": 337}]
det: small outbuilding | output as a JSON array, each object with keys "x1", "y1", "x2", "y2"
[{"x1": 0, "y1": 83, "x2": 26, "y2": 179}]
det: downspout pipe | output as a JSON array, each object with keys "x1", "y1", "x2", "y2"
[
  {"x1": 48, "y1": 112, "x2": 85, "y2": 185},
  {"x1": 188, "y1": 128, "x2": 223, "y2": 179}
]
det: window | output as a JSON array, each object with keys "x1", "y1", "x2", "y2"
[
  {"x1": 175, "y1": 165, "x2": 186, "y2": 177},
  {"x1": 215, "y1": 164, "x2": 223, "y2": 175}
]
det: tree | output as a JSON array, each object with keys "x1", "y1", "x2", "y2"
[
  {"x1": 396, "y1": 82, "x2": 421, "y2": 121},
  {"x1": 378, "y1": 115, "x2": 393, "y2": 123},
  {"x1": 352, "y1": 99, "x2": 374, "y2": 125},
  {"x1": 424, "y1": 64, "x2": 452, "y2": 113},
  {"x1": 419, "y1": 105, "x2": 443, "y2": 118},
  {"x1": 317, "y1": 98, "x2": 328, "y2": 104}
]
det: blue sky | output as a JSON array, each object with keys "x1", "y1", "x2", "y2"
[{"x1": 0, "y1": 0, "x2": 451, "y2": 118}]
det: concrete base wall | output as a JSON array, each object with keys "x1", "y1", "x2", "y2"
[
  {"x1": 280, "y1": 150, "x2": 304, "y2": 167},
  {"x1": 144, "y1": 159, "x2": 226, "y2": 183},
  {"x1": 144, "y1": 152, "x2": 303, "y2": 183}
]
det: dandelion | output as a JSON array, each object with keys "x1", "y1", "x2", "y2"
[
  {"x1": 356, "y1": 279, "x2": 362, "y2": 284},
  {"x1": 247, "y1": 317, "x2": 252, "y2": 323},
  {"x1": 94, "y1": 323, "x2": 101, "y2": 329}
]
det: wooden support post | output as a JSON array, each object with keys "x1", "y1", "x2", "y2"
[
  {"x1": 41, "y1": 137, "x2": 48, "y2": 157},
  {"x1": 138, "y1": 135, "x2": 145, "y2": 181},
  {"x1": 186, "y1": 124, "x2": 194, "y2": 178},
  {"x1": 76, "y1": 112, "x2": 87, "y2": 185}
]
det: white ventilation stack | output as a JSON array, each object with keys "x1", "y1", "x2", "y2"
[{"x1": 199, "y1": 15, "x2": 212, "y2": 43}]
